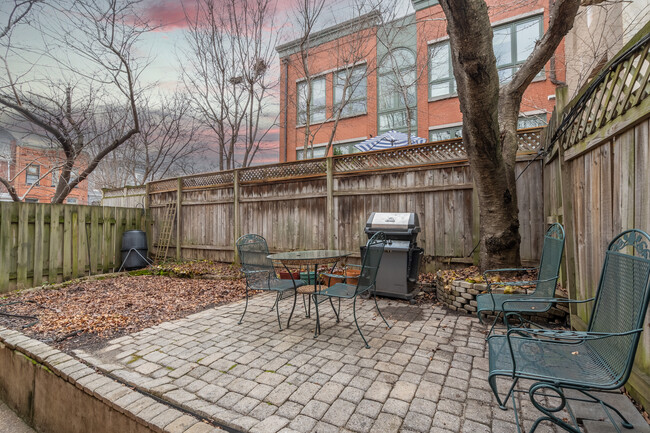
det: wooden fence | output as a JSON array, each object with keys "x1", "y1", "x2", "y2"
[
  {"x1": 0, "y1": 202, "x2": 146, "y2": 293},
  {"x1": 544, "y1": 23, "x2": 650, "y2": 409},
  {"x1": 147, "y1": 127, "x2": 545, "y2": 269},
  {"x1": 102, "y1": 186, "x2": 147, "y2": 208}
]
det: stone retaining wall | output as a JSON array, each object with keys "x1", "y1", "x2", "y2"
[
  {"x1": 0, "y1": 327, "x2": 216, "y2": 433},
  {"x1": 434, "y1": 277, "x2": 569, "y2": 322}
]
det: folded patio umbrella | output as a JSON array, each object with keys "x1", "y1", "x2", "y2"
[{"x1": 355, "y1": 130, "x2": 427, "y2": 152}]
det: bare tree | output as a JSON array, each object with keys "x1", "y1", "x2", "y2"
[
  {"x1": 0, "y1": 0, "x2": 150, "y2": 203},
  {"x1": 182, "y1": 0, "x2": 278, "y2": 170},
  {"x1": 91, "y1": 91, "x2": 203, "y2": 188},
  {"x1": 438, "y1": 0, "x2": 582, "y2": 269}
]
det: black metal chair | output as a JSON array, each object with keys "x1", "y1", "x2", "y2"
[
  {"x1": 236, "y1": 234, "x2": 305, "y2": 330},
  {"x1": 487, "y1": 229, "x2": 650, "y2": 432},
  {"x1": 477, "y1": 223, "x2": 565, "y2": 336},
  {"x1": 313, "y1": 232, "x2": 391, "y2": 348}
]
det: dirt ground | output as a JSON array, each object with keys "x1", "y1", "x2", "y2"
[{"x1": 0, "y1": 262, "x2": 247, "y2": 351}]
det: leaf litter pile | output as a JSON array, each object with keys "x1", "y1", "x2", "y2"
[{"x1": 0, "y1": 261, "x2": 247, "y2": 351}]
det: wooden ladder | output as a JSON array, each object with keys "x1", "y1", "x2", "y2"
[{"x1": 155, "y1": 203, "x2": 176, "y2": 261}]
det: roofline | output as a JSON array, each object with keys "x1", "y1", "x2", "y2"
[{"x1": 276, "y1": 10, "x2": 382, "y2": 58}]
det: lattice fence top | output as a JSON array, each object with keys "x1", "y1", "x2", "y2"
[
  {"x1": 548, "y1": 32, "x2": 649, "y2": 152},
  {"x1": 102, "y1": 186, "x2": 146, "y2": 198},
  {"x1": 146, "y1": 128, "x2": 542, "y2": 192},
  {"x1": 239, "y1": 159, "x2": 327, "y2": 183},
  {"x1": 183, "y1": 171, "x2": 234, "y2": 188},
  {"x1": 335, "y1": 129, "x2": 541, "y2": 173},
  {"x1": 149, "y1": 179, "x2": 178, "y2": 193}
]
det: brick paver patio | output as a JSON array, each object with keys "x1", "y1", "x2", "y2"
[{"x1": 78, "y1": 293, "x2": 575, "y2": 432}]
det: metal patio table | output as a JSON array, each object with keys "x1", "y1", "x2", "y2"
[{"x1": 268, "y1": 250, "x2": 350, "y2": 333}]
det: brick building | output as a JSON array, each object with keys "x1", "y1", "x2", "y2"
[
  {"x1": 0, "y1": 128, "x2": 88, "y2": 204},
  {"x1": 276, "y1": 0, "x2": 564, "y2": 161}
]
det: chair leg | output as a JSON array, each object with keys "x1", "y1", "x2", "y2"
[
  {"x1": 301, "y1": 294, "x2": 310, "y2": 318},
  {"x1": 579, "y1": 389, "x2": 634, "y2": 429},
  {"x1": 275, "y1": 292, "x2": 283, "y2": 331},
  {"x1": 373, "y1": 291, "x2": 391, "y2": 329},
  {"x1": 287, "y1": 290, "x2": 298, "y2": 328},
  {"x1": 313, "y1": 293, "x2": 321, "y2": 338},
  {"x1": 485, "y1": 311, "x2": 503, "y2": 340},
  {"x1": 489, "y1": 373, "x2": 518, "y2": 410},
  {"x1": 238, "y1": 288, "x2": 249, "y2": 325},
  {"x1": 329, "y1": 298, "x2": 339, "y2": 322},
  {"x1": 353, "y1": 296, "x2": 370, "y2": 349}
]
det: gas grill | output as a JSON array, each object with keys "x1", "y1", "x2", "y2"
[{"x1": 363, "y1": 212, "x2": 423, "y2": 301}]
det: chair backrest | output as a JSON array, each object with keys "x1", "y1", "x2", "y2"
[
  {"x1": 236, "y1": 234, "x2": 275, "y2": 278},
  {"x1": 356, "y1": 232, "x2": 387, "y2": 295},
  {"x1": 587, "y1": 229, "x2": 650, "y2": 386},
  {"x1": 533, "y1": 223, "x2": 565, "y2": 297}
]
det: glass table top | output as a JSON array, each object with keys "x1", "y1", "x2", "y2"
[{"x1": 267, "y1": 250, "x2": 350, "y2": 264}]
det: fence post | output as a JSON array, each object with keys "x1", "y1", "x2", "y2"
[
  {"x1": 233, "y1": 169, "x2": 240, "y2": 263},
  {"x1": 554, "y1": 86, "x2": 578, "y2": 315},
  {"x1": 327, "y1": 157, "x2": 334, "y2": 250},
  {"x1": 176, "y1": 177, "x2": 182, "y2": 261}
]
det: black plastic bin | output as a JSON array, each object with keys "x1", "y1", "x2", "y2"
[{"x1": 120, "y1": 230, "x2": 149, "y2": 270}]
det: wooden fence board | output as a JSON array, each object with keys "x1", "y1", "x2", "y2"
[{"x1": 0, "y1": 203, "x2": 144, "y2": 293}]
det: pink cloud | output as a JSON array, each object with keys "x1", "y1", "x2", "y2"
[{"x1": 141, "y1": 0, "x2": 197, "y2": 30}]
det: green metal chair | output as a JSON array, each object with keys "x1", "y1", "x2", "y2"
[
  {"x1": 477, "y1": 223, "x2": 565, "y2": 336},
  {"x1": 236, "y1": 234, "x2": 305, "y2": 330},
  {"x1": 313, "y1": 232, "x2": 391, "y2": 348},
  {"x1": 487, "y1": 229, "x2": 650, "y2": 433}
]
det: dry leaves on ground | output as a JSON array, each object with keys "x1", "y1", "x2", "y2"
[{"x1": 0, "y1": 264, "x2": 247, "y2": 350}]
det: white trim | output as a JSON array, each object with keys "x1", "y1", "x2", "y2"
[
  {"x1": 520, "y1": 109, "x2": 547, "y2": 116},
  {"x1": 427, "y1": 35, "x2": 449, "y2": 45},
  {"x1": 295, "y1": 60, "x2": 368, "y2": 84},
  {"x1": 296, "y1": 136, "x2": 368, "y2": 151},
  {"x1": 490, "y1": 9, "x2": 544, "y2": 28},
  {"x1": 429, "y1": 122, "x2": 462, "y2": 131}
]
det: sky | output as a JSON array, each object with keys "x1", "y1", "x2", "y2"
[{"x1": 1, "y1": 0, "x2": 413, "y2": 169}]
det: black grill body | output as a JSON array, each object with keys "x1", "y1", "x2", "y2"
[{"x1": 363, "y1": 212, "x2": 423, "y2": 301}]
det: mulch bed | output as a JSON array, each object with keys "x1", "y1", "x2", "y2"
[{"x1": 0, "y1": 262, "x2": 247, "y2": 351}]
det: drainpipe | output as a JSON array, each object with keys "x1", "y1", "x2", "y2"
[{"x1": 282, "y1": 58, "x2": 289, "y2": 162}]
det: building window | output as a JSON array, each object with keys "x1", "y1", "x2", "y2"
[
  {"x1": 297, "y1": 77, "x2": 326, "y2": 125},
  {"x1": 378, "y1": 48, "x2": 417, "y2": 134},
  {"x1": 334, "y1": 140, "x2": 363, "y2": 155},
  {"x1": 429, "y1": 41, "x2": 455, "y2": 99},
  {"x1": 518, "y1": 113, "x2": 547, "y2": 128},
  {"x1": 429, "y1": 126, "x2": 462, "y2": 142},
  {"x1": 296, "y1": 145, "x2": 327, "y2": 160},
  {"x1": 334, "y1": 65, "x2": 367, "y2": 118},
  {"x1": 493, "y1": 15, "x2": 543, "y2": 83},
  {"x1": 67, "y1": 197, "x2": 77, "y2": 204},
  {"x1": 26, "y1": 165, "x2": 39, "y2": 185},
  {"x1": 51, "y1": 169, "x2": 58, "y2": 187},
  {"x1": 25, "y1": 198, "x2": 39, "y2": 203}
]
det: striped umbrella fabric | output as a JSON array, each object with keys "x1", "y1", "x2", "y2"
[{"x1": 354, "y1": 130, "x2": 427, "y2": 152}]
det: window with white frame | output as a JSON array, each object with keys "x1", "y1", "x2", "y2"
[
  {"x1": 26, "y1": 164, "x2": 39, "y2": 185},
  {"x1": 428, "y1": 41, "x2": 456, "y2": 99},
  {"x1": 429, "y1": 126, "x2": 462, "y2": 142},
  {"x1": 297, "y1": 77, "x2": 326, "y2": 125},
  {"x1": 378, "y1": 48, "x2": 417, "y2": 134},
  {"x1": 334, "y1": 65, "x2": 367, "y2": 118},
  {"x1": 67, "y1": 197, "x2": 78, "y2": 204},
  {"x1": 518, "y1": 113, "x2": 547, "y2": 128},
  {"x1": 296, "y1": 145, "x2": 327, "y2": 160},
  {"x1": 493, "y1": 15, "x2": 543, "y2": 83}
]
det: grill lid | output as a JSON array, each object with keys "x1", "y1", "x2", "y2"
[{"x1": 365, "y1": 212, "x2": 420, "y2": 236}]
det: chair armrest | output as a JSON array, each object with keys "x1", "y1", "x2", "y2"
[{"x1": 501, "y1": 296, "x2": 595, "y2": 309}]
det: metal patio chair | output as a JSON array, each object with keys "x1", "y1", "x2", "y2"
[
  {"x1": 487, "y1": 229, "x2": 650, "y2": 433},
  {"x1": 236, "y1": 234, "x2": 305, "y2": 330},
  {"x1": 313, "y1": 232, "x2": 391, "y2": 348},
  {"x1": 477, "y1": 223, "x2": 565, "y2": 336}
]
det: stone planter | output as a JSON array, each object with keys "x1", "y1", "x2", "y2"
[{"x1": 434, "y1": 273, "x2": 569, "y2": 322}]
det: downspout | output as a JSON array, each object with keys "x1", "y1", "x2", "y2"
[{"x1": 282, "y1": 58, "x2": 289, "y2": 162}]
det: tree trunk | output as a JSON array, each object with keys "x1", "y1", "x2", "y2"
[{"x1": 440, "y1": 0, "x2": 521, "y2": 269}]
